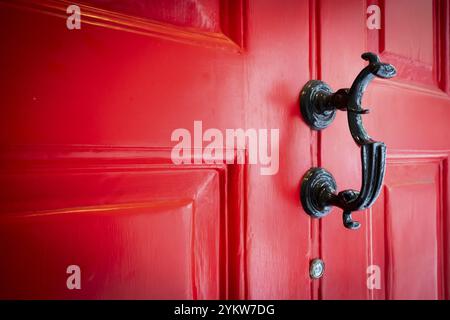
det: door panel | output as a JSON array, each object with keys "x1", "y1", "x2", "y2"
[
  {"x1": 383, "y1": 159, "x2": 443, "y2": 299},
  {"x1": 78, "y1": 0, "x2": 223, "y2": 32},
  {"x1": 320, "y1": 0, "x2": 449, "y2": 299},
  {"x1": 368, "y1": 0, "x2": 447, "y2": 91},
  {"x1": 382, "y1": 0, "x2": 435, "y2": 87},
  {"x1": 0, "y1": 0, "x2": 448, "y2": 300},
  {"x1": 0, "y1": 147, "x2": 246, "y2": 299},
  {"x1": 370, "y1": 156, "x2": 446, "y2": 299},
  {"x1": 0, "y1": 0, "x2": 313, "y2": 299}
]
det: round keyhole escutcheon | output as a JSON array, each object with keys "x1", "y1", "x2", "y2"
[{"x1": 310, "y1": 259, "x2": 325, "y2": 279}]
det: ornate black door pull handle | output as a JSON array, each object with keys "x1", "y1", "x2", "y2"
[{"x1": 299, "y1": 52, "x2": 396, "y2": 230}]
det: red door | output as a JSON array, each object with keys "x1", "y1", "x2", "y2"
[
  {"x1": 0, "y1": 0, "x2": 448, "y2": 300},
  {"x1": 317, "y1": 0, "x2": 450, "y2": 299}
]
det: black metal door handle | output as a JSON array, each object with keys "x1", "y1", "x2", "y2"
[{"x1": 299, "y1": 52, "x2": 396, "y2": 230}]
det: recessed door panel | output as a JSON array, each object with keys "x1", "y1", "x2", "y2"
[{"x1": 0, "y1": 147, "x2": 243, "y2": 299}]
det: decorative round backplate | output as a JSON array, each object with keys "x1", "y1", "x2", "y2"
[
  {"x1": 300, "y1": 167, "x2": 337, "y2": 218},
  {"x1": 299, "y1": 80, "x2": 336, "y2": 130}
]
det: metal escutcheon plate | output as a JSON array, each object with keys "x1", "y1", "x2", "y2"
[
  {"x1": 310, "y1": 259, "x2": 325, "y2": 279},
  {"x1": 299, "y1": 80, "x2": 336, "y2": 130},
  {"x1": 300, "y1": 167, "x2": 337, "y2": 218}
]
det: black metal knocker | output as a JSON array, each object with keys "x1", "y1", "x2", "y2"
[{"x1": 299, "y1": 52, "x2": 396, "y2": 230}]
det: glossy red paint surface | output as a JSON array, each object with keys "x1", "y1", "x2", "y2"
[
  {"x1": 0, "y1": 0, "x2": 448, "y2": 299},
  {"x1": 320, "y1": 0, "x2": 450, "y2": 299}
]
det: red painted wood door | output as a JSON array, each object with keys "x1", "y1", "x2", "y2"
[
  {"x1": 0, "y1": 0, "x2": 448, "y2": 300},
  {"x1": 318, "y1": 0, "x2": 450, "y2": 299}
]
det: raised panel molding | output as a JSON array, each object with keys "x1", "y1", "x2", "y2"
[
  {"x1": 367, "y1": 0, "x2": 450, "y2": 94},
  {"x1": 0, "y1": 0, "x2": 245, "y2": 51},
  {"x1": 0, "y1": 145, "x2": 246, "y2": 299},
  {"x1": 367, "y1": 151, "x2": 449, "y2": 300}
]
